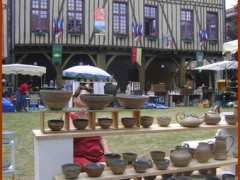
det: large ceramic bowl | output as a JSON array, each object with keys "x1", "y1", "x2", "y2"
[
  {"x1": 48, "y1": 119, "x2": 64, "y2": 131},
  {"x1": 85, "y1": 163, "x2": 105, "y2": 177},
  {"x1": 40, "y1": 89, "x2": 72, "y2": 110},
  {"x1": 72, "y1": 119, "x2": 88, "y2": 130},
  {"x1": 98, "y1": 118, "x2": 113, "y2": 129},
  {"x1": 140, "y1": 116, "x2": 154, "y2": 128},
  {"x1": 62, "y1": 163, "x2": 81, "y2": 179},
  {"x1": 80, "y1": 94, "x2": 114, "y2": 110},
  {"x1": 116, "y1": 94, "x2": 149, "y2": 109},
  {"x1": 121, "y1": 117, "x2": 136, "y2": 128}
]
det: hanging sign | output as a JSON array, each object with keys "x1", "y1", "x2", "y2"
[{"x1": 94, "y1": 8, "x2": 105, "y2": 35}]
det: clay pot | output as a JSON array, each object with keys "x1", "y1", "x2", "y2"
[
  {"x1": 195, "y1": 142, "x2": 212, "y2": 163},
  {"x1": 48, "y1": 119, "x2": 64, "y2": 131},
  {"x1": 176, "y1": 113, "x2": 203, "y2": 128},
  {"x1": 80, "y1": 94, "x2": 113, "y2": 110},
  {"x1": 62, "y1": 163, "x2": 81, "y2": 179},
  {"x1": 98, "y1": 118, "x2": 113, "y2": 129},
  {"x1": 40, "y1": 90, "x2": 72, "y2": 110},
  {"x1": 150, "y1": 151, "x2": 166, "y2": 161},
  {"x1": 72, "y1": 119, "x2": 88, "y2": 130},
  {"x1": 85, "y1": 163, "x2": 105, "y2": 177},
  {"x1": 225, "y1": 114, "x2": 236, "y2": 125},
  {"x1": 122, "y1": 152, "x2": 137, "y2": 164},
  {"x1": 116, "y1": 94, "x2": 149, "y2": 109},
  {"x1": 170, "y1": 145, "x2": 192, "y2": 167},
  {"x1": 154, "y1": 159, "x2": 169, "y2": 170},
  {"x1": 144, "y1": 176, "x2": 156, "y2": 180},
  {"x1": 157, "y1": 116, "x2": 171, "y2": 127},
  {"x1": 140, "y1": 116, "x2": 154, "y2": 128},
  {"x1": 109, "y1": 159, "x2": 127, "y2": 175},
  {"x1": 133, "y1": 159, "x2": 150, "y2": 173},
  {"x1": 222, "y1": 174, "x2": 235, "y2": 180},
  {"x1": 213, "y1": 135, "x2": 234, "y2": 160},
  {"x1": 204, "y1": 111, "x2": 221, "y2": 125},
  {"x1": 104, "y1": 153, "x2": 121, "y2": 166},
  {"x1": 121, "y1": 117, "x2": 136, "y2": 128}
]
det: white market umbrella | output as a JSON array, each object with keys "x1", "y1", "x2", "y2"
[
  {"x1": 194, "y1": 61, "x2": 238, "y2": 71},
  {"x1": 3, "y1": 64, "x2": 46, "y2": 76},
  {"x1": 63, "y1": 65, "x2": 112, "y2": 82},
  {"x1": 223, "y1": 40, "x2": 238, "y2": 54}
]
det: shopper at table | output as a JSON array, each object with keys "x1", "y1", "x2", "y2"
[
  {"x1": 69, "y1": 83, "x2": 110, "y2": 171},
  {"x1": 16, "y1": 81, "x2": 32, "y2": 112}
]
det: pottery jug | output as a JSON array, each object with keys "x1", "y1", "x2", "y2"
[
  {"x1": 213, "y1": 135, "x2": 234, "y2": 160},
  {"x1": 176, "y1": 113, "x2": 203, "y2": 128},
  {"x1": 195, "y1": 142, "x2": 212, "y2": 163},
  {"x1": 170, "y1": 144, "x2": 192, "y2": 167},
  {"x1": 204, "y1": 111, "x2": 221, "y2": 125}
]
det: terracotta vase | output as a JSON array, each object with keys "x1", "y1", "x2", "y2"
[{"x1": 195, "y1": 142, "x2": 212, "y2": 163}]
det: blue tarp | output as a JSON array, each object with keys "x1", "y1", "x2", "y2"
[
  {"x1": 144, "y1": 102, "x2": 168, "y2": 109},
  {"x1": 2, "y1": 98, "x2": 16, "y2": 112}
]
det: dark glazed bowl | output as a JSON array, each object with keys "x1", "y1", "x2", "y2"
[
  {"x1": 48, "y1": 119, "x2": 64, "y2": 131},
  {"x1": 150, "y1": 151, "x2": 166, "y2": 161},
  {"x1": 80, "y1": 94, "x2": 113, "y2": 110},
  {"x1": 72, "y1": 119, "x2": 88, "y2": 130},
  {"x1": 62, "y1": 163, "x2": 81, "y2": 179},
  {"x1": 85, "y1": 163, "x2": 105, "y2": 177},
  {"x1": 109, "y1": 159, "x2": 127, "y2": 175},
  {"x1": 40, "y1": 90, "x2": 72, "y2": 110},
  {"x1": 121, "y1": 117, "x2": 136, "y2": 128},
  {"x1": 122, "y1": 152, "x2": 137, "y2": 164},
  {"x1": 104, "y1": 153, "x2": 121, "y2": 166},
  {"x1": 116, "y1": 94, "x2": 149, "y2": 109},
  {"x1": 98, "y1": 118, "x2": 113, "y2": 129},
  {"x1": 140, "y1": 116, "x2": 154, "y2": 128},
  {"x1": 154, "y1": 159, "x2": 169, "y2": 170},
  {"x1": 133, "y1": 159, "x2": 150, "y2": 173}
]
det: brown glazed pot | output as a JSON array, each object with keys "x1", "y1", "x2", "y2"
[
  {"x1": 121, "y1": 117, "x2": 136, "y2": 128},
  {"x1": 98, "y1": 118, "x2": 113, "y2": 129},
  {"x1": 225, "y1": 114, "x2": 236, "y2": 125},
  {"x1": 62, "y1": 163, "x2": 81, "y2": 179},
  {"x1": 140, "y1": 116, "x2": 154, "y2": 128},
  {"x1": 40, "y1": 90, "x2": 72, "y2": 110},
  {"x1": 48, "y1": 119, "x2": 64, "y2": 131},
  {"x1": 85, "y1": 163, "x2": 105, "y2": 177},
  {"x1": 195, "y1": 142, "x2": 212, "y2": 163},
  {"x1": 116, "y1": 94, "x2": 149, "y2": 109},
  {"x1": 122, "y1": 152, "x2": 137, "y2": 164},
  {"x1": 109, "y1": 159, "x2": 127, "y2": 175},
  {"x1": 204, "y1": 111, "x2": 221, "y2": 125},
  {"x1": 170, "y1": 145, "x2": 192, "y2": 167},
  {"x1": 72, "y1": 119, "x2": 88, "y2": 130},
  {"x1": 133, "y1": 159, "x2": 150, "y2": 173},
  {"x1": 104, "y1": 153, "x2": 121, "y2": 166},
  {"x1": 80, "y1": 94, "x2": 114, "y2": 110},
  {"x1": 157, "y1": 116, "x2": 171, "y2": 127},
  {"x1": 150, "y1": 151, "x2": 166, "y2": 161}
]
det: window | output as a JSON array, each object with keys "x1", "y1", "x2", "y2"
[
  {"x1": 31, "y1": 0, "x2": 49, "y2": 32},
  {"x1": 113, "y1": 2, "x2": 127, "y2": 35},
  {"x1": 67, "y1": 0, "x2": 84, "y2": 33},
  {"x1": 144, "y1": 5, "x2": 157, "y2": 37},
  {"x1": 180, "y1": 9, "x2": 193, "y2": 40},
  {"x1": 207, "y1": 12, "x2": 218, "y2": 40}
]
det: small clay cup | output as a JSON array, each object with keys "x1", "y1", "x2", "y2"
[
  {"x1": 122, "y1": 152, "x2": 137, "y2": 164},
  {"x1": 48, "y1": 119, "x2": 64, "y2": 131},
  {"x1": 121, "y1": 118, "x2": 136, "y2": 128},
  {"x1": 150, "y1": 151, "x2": 166, "y2": 161},
  {"x1": 73, "y1": 119, "x2": 88, "y2": 130},
  {"x1": 85, "y1": 163, "x2": 105, "y2": 177},
  {"x1": 157, "y1": 116, "x2": 171, "y2": 127},
  {"x1": 154, "y1": 159, "x2": 169, "y2": 170},
  {"x1": 62, "y1": 163, "x2": 81, "y2": 179},
  {"x1": 98, "y1": 118, "x2": 113, "y2": 129},
  {"x1": 109, "y1": 159, "x2": 127, "y2": 175},
  {"x1": 140, "y1": 116, "x2": 154, "y2": 128},
  {"x1": 104, "y1": 153, "x2": 121, "y2": 166}
]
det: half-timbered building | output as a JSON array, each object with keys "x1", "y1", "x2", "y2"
[{"x1": 8, "y1": 0, "x2": 225, "y2": 91}]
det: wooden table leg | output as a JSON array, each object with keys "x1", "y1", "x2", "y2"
[
  {"x1": 133, "y1": 110, "x2": 140, "y2": 128},
  {"x1": 89, "y1": 112, "x2": 96, "y2": 130},
  {"x1": 40, "y1": 112, "x2": 45, "y2": 133},
  {"x1": 65, "y1": 112, "x2": 70, "y2": 131},
  {"x1": 112, "y1": 111, "x2": 119, "y2": 129}
]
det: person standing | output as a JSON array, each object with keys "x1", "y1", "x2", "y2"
[{"x1": 16, "y1": 82, "x2": 31, "y2": 111}]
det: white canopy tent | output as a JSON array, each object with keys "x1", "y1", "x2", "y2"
[
  {"x1": 223, "y1": 40, "x2": 238, "y2": 54},
  {"x1": 2, "y1": 64, "x2": 46, "y2": 76},
  {"x1": 194, "y1": 60, "x2": 238, "y2": 71}
]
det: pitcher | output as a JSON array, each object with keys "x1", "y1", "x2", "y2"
[{"x1": 213, "y1": 135, "x2": 234, "y2": 160}]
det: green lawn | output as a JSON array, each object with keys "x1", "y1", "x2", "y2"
[{"x1": 3, "y1": 107, "x2": 233, "y2": 180}]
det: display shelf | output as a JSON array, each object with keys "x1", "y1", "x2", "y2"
[
  {"x1": 54, "y1": 158, "x2": 237, "y2": 180},
  {"x1": 33, "y1": 122, "x2": 236, "y2": 139}
]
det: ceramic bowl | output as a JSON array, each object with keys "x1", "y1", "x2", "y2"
[
  {"x1": 80, "y1": 94, "x2": 114, "y2": 110},
  {"x1": 121, "y1": 117, "x2": 136, "y2": 128},
  {"x1": 133, "y1": 159, "x2": 150, "y2": 173},
  {"x1": 98, "y1": 118, "x2": 113, "y2": 129},
  {"x1": 73, "y1": 119, "x2": 88, "y2": 130},
  {"x1": 48, "y1": 119, "x2": 64, "y2": 131},
  {"x1": 157, "y1": 116, "x2": 171, "y2": 127},
  {"x1": 109, "y1": 159, "x2": 127, "y2": 175},
  {"x1": 122, "y1": 152, "x2": 137, "y2": 164},
  {"x1": 116, "y1": 94, "x2": 149, "y2": 109},
  {"x1": 222, "y1": 174, "x2": 235, "y2": 180},
  {"x1": 150, "y1": 151, "x2": 166, "y2": 161},
  {"x1": 154, "y1": 159, "x2": 169, "y2": 170},
  {"x1": 140, "y1": 116, "x2": 154, "y2": 128},
  {"x1": 62, "y1": 163, "x2": 81, "y2": 179},
  {"x1": 85, "y1": 163, "x2": 105, "y2": 177},
  {"x1": 225, "y1": 114, "x2": 236, "y2": 125},
  {"x1": 104, "y1": 153, "x2": 121, "y2": 166}
]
